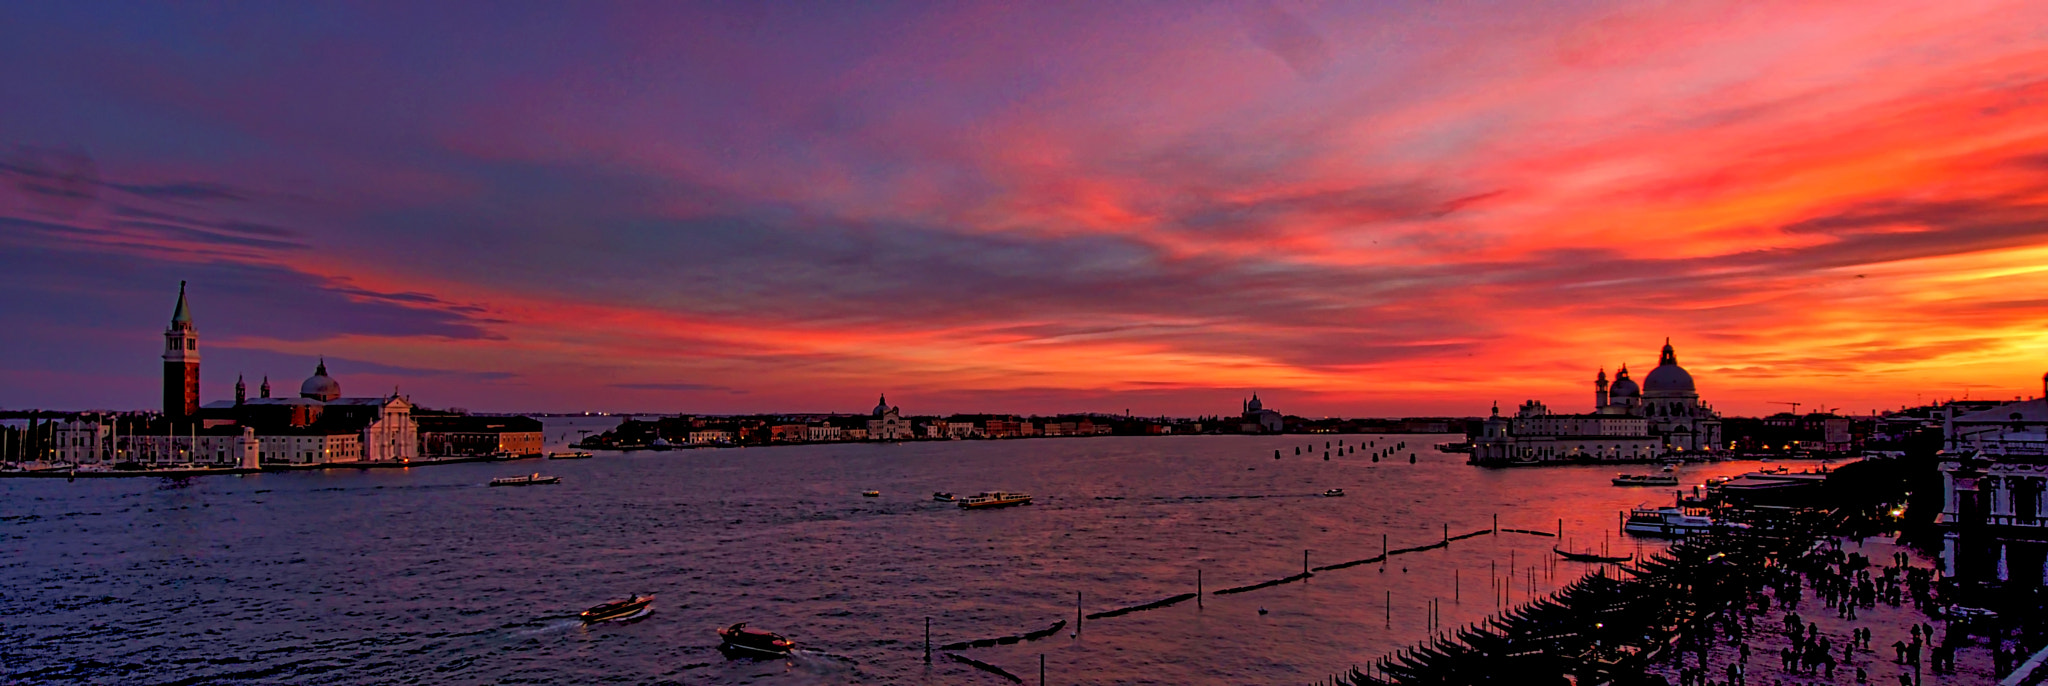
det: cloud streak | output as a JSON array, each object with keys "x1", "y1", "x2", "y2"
[{"x1": 3, "y1": 0, "x2": 2047, "y2": 415}]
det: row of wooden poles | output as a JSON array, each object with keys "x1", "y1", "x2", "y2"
[
  {"x1": 923, "y1": 513, "x2": 1586, "y2": 683},
  {"x1": 1323, "y1": 513, "x2": 1825, "y2": 685}
]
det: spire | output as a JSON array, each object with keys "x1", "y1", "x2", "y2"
[
  {"x1": 315, "y1": 357, "x2": 328, "y2": 376},
  {"x1": 1659, "y1": 338, "x2": 1676, "y2": 366},
  {"x1": 170, "y1": 280, "x2": 192, "y2": 326},
  {"x1": 1596, "y1": 367, "x2": 1608, "y2": 384},
  {"x1": 260, "y1": 375, "x2": 271, "y2": 398},
  {"x1": 235, "y1": 375, "x2": 247, "y2": 405}
]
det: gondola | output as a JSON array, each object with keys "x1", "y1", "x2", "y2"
[
  {"x1": 717, "y1": 622, "x2": 795, "y2": 656},
  {"x1": 579, "y1": 594, "x2": 654, "y2": 623},
  {"x1": 1552, "y1": 547, "x2": 1632, "y2": 564}
]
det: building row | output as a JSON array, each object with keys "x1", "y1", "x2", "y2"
[
  {"x1": 1471, "y1": 340, "x2": 1724, "y2": 464},
  {"x1": 37, "y1": 283, "x2": 541, "y2": 469}
]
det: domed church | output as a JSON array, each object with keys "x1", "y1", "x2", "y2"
[
  {"x1": 1473, "y1": 339, "x2": 1722, "y2": 464},
  {"x1": 1592, "y1": 339, "x2": 1722, "y2": 452}
]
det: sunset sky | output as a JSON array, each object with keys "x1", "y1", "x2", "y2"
[{"x1": 4, "y1": 1, "x2": 2047, "y2": 417}]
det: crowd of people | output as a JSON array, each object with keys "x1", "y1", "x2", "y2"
[{"x1": 1666, "y1": 540, "x2": 2002, "y2": 686}]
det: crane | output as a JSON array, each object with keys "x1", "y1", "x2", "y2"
[{"x1": 1768, "y1": 401, "x2": 1802, "y2": 414}]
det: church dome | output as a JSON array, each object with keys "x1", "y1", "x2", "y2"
[
  {"x1": 1642, "y1": 340, "x2": 1696, "y2": 394},
  {"x1": 872, "y1": 394, "x2": 891, "y2": 416},
  {"x1": 1609, "y1": 367, "x2": 1640, "y2": 399},
  {"x1": 301, "y1": 359, "x2": 340, "y2": 402},
  {"x1": 1247, "y1": 393, "x2": 1264, "y2": 412}
]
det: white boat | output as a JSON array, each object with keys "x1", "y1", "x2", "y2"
[
  {"x1": 547, "y1": 451, "x2": 594, "y2": 460},
  {"x1": 1623, "y1": 504, "x2": 1737, "y2": 536},
  {"x1": 1612, "y1": 473, "x2": 1680, "y2": 487},
  {"x1": 1322, "y1": 488, "x2": 1346, "y2": 497},
  {"x1": 489, "y1": 473, "x2": 561, "y2": 487},
  {"x1": 959, "y1": 491, "x2": 1032, "y2": 509}
]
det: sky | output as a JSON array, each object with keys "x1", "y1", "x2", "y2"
[{"x1": 3, "y1": 0, "x2": 2047, "y2": 417}]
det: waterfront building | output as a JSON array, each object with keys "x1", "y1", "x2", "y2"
[
  {"x1": 1239, "y1": 394, "x2": 1284, "y2": 433},
  {"x1": 688, "y1": 429, "x2": 733, "y2": 445},
  {"x1": 806, "y1": 425, "x2": 844, "y2": 442},
  {"x1": 210, "y1": 360, "x2": 418, "y2": 463},
  {"x1": 46, "y1": 283, "x2": 425, "y2": 468},
  {"x1": 1472, "y1": 339, "x2": 1722, "y2": 464},
  {"x1": 1937, "y1": 374, "x2": 2048, "y2": 587},
  {"x1": 416, "y1": 415, "x2": 544, "y2": 456},
  {"x1": 866, "y1": 394, "x2": 913, "y2": 440}
]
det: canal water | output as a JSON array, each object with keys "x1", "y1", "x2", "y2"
[{"x1": 2, "y1": 433, "x2": 1807, "y2": 684}]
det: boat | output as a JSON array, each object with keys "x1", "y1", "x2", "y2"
[
  {"x1": 718, "y1": 622, "x2": 794, "y2": 656},
  {"x1": 862, "y1": 490, "x2": 881, "y2": 497},
  {"x1": 1322, "y1": 488, "x2": 1346, "y2": 497},
  {"x1": 959, "y1": 491, "x2": 1032, "y2": 509},
  {"x1": 932, "y1": 492, "x2": 955, "y2": 502},
  {"x1": 579, "y1": 594, "x2": 654, "y2": 622},
  {"x1": 1623, "y1": 504, "x2": 1739, "y2": 536},
  {"x1": 1552, "y1": 547, "x2": 1632, "y2": 563},
  {"x1": 548, "y1": 451, "x2": 594, "y2": 460},
  {"x1": 1612, "y1": 473, "x2": 1679, "y2": 487},
  {"x1": 488, "y1": 473, "x2": 561, "y2": 487}
]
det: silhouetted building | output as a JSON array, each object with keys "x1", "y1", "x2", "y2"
[
  {"x1": 162, "y1": 282, "x2": 199, "y2": 419},
  {"x1": 1473, "y1": 339, "x2": 1722, "y2": 464},
  {"x1": 1938, "y1": 374, "x2": 2048, "y2": 587}
]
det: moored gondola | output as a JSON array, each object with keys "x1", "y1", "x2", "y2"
[{"x1": 1551, "y1": 547, "x2": 1632, "y2": 564}]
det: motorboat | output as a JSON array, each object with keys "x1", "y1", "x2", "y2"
[
  {"x1": 932, "y1": 492, "x2": 955, "y2": 502},
  {"x1": 718, "y1": 622, "x2": 794, "y2": 656},
  {"x1": 959, "y1": 491, "x2": 1032, "y2": 509},
  {"x1": 862, "y1": 490, "x2": 881, "y2": 497},
  {"x1": 488, "y1": 473, "x2": 561, "y2": 487},
  {"x1": 1612, "y1": 473, "x2": 1680, "y2": 487},
  {"x1": 1623, "y1": 504, "x2": 1739, "y2": 537},
  {"x1": 580, "y1": 594, "x2": 654, "y2": 623},
  {"x1": 1322, "y1": 488, "x2": 1346, "y2": 497},
  {"x1": 547, "y1": 451, "x2": 594, "y2": 460},
  {"x1": 1552, "y1": 547, "x2": 1632, "y2": 564}
]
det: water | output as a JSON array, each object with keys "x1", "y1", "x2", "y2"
[{"x1": 2, "y1": 434, "x2": 1800, "y2": 684}]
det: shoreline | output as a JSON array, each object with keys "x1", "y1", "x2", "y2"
[{"x1": 0, "y1": 453, "x2": 532, "y2": 479}]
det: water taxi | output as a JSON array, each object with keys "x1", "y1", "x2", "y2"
[
  {"x1": 1623, "y1": 504, "x2": 1737, "y2": 536},
  {"x1": 547, "y1": 451, "x2": 594, "y2": 460},
  {"x1": 1322, "y1": 488, "x2": 1346, "y2": 497},
  {"x1": 718, "y1": 622, "x2": 794, "y2": 656},
  {"x1": 932, "y1": 492, "x2": 956, "y2": 502},
  {"x1": 1612, "y1": 473, "x2": 1680, "y2": 487},
  {"x1": 580, "y1": 594, "x2": 654, "y2": 622},
  {"x1": 959, "y1": 491, "x2": 1032, "y2": 509},
  {"x1": 488, "y1": 473, "x2": 561, "y2": 486},
  {"x1": 862, "y1": 490, "x2": 881, "y2": 497}
]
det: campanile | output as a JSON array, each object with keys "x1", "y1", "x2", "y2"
[{"x1": 163, "y1": 281, "x2": 200, "y2": 418}]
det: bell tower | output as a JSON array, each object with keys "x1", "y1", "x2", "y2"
[{"x1": 163, "y1": 281, "x2": 200, "y2": 419}]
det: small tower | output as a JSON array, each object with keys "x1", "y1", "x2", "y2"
[
  {"x1": 1659, "y1": 337, "x2": 1677, "y2": 367},
  {"x1": 162, "y1": 281, "x2": 200, "y2": 419},
  {"x1": 235, "y1": 374, "x2": 247, "y2": 406},
  {"x1": 1594, "y1": 367, "x2": 1610, "y2": 409},
  {"x1": 260, "y1": 375, "x2": 271, "y2": 399}
]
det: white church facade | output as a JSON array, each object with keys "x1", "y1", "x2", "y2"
[{"x1": 1473, "y1": 340, "x2": 1723, "y2": 465}]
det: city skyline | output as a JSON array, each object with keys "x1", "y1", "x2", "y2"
[{"x1": 6, "y1": 2, "x2": 2048, "y2": 416}]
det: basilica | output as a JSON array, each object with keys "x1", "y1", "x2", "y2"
[
  {"x1": 1473, "y1": 340, "x2": 1723, "y2": 464},
  {"x1": 53, "y1": 283, "x2": 418, "y2": 467}
]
